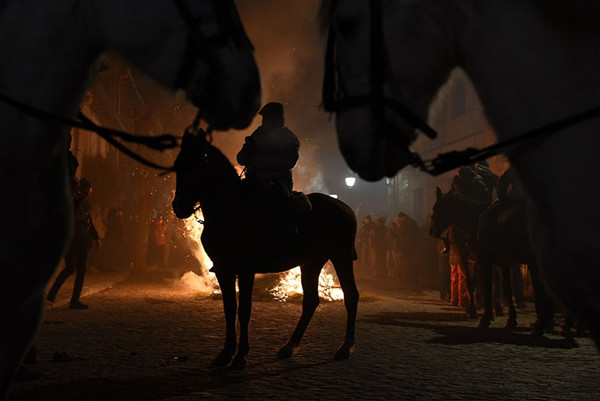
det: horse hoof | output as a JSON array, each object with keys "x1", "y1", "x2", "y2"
[
  {"x1": 478, "y1": 319, "x2": 491, "y2": 329},
  {"x1": 505, "y1": 320, "x2": 517, "y2": 331},
  {"x1": 334, "y1": 345, "x2": 354, "y2": 360},
  {"x1": 211, "y1": 350, "x2": 234, "y2": 368},
  {"x1": 230, "y1": 354, "x2": 247, "y2": 370},
  {"x1": 559, "y1": 326, "x2": 574, "y2": 340},
  {"x1": 530, "y1": 321, "x2": 545, "y2": 337},
  {"x1": 277, "y1": 344, "x2": 300, "y2": 360}
]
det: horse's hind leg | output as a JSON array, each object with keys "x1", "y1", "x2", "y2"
[
  {"x1": 212, "y1": 270, "x2": 238, "y2": 368},
  {"x1": 331, "y1": 254, "x2": 359, "y2": 360},
  {"x1": 529, "y1": 262, "x2": 557, "y2": 336},
  {"x1": 231, "y1": 273, "x2": 255, "y2": 370},
  {"x1": 277, "y1": 259, "x2": 326, "y2": 359}
]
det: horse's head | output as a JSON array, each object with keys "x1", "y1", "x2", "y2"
[
  {"x1": 172, "y1": 131, "x2": 210, "y2": 219},
  {"x1": 321, "y1": 0, "x2": 456, "y2": 180},
  {"x1": 102, "y1": 0, "x2": 261, "y2": 130},
  {"x1": 429, "y1": 186, "x2": 453, "y2": 239},
  {"x1": 172, "y1": 130, "x2": 240, "y2": 219}
]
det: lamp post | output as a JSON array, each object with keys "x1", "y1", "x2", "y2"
[{"x1": 345, "y1": 176, "x2": 356, "y2": 211}]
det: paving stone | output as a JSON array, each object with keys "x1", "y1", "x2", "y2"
[{"x1": 9, "y1": 272, "x2": 600, "y2": 400}]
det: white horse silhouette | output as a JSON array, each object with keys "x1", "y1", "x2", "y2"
[
  {"x1": 0, "y1": 0, "x2": 260, "y2": 396},
  {"x1": 321, "y1": 0, "x2": 600, "y2": 351}
]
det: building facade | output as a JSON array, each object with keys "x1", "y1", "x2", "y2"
[{"x1": 386, "y1": 68, "x2": 509, "y2": 227}]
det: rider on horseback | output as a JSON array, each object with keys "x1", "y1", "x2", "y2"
[
  {"x1": 237, "y1": 102, "x2": 300, "y2": 236},
  {"x1": 451, "y1": 166, "x2": 491, "y2": 202}
]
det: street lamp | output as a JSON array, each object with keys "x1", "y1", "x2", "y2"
[{"x1": 344, "y1": 176, "x2": 356, "y2": 212}]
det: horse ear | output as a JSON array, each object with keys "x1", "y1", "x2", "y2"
[
  {"x1": 182, "y1": 131, "x2": 195, "y2": 144},
  {"x1": 436, "y1": 186, "x2": 442, "y2": 199}
]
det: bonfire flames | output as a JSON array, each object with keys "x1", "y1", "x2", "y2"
[{"x1": 180, "y1": 211, "x2": 344, "y2": 302}]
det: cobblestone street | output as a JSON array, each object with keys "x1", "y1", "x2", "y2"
[{"x1": 9, "y1": 271, "x2": 600, "y2": 401}]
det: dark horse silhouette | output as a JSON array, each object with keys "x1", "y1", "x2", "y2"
[
  {"x1": 478, "y1": 200, "x2": 558, "y2": 334},
  {"x1": 432, "y1": 187, "x2": 556, "y2": 332},
  {"x1": 429, "y1": 187, "x2": 490, "y2": 320},
  {"x1": 171, "y1": 131, "x2": 359, "y2": 369}
]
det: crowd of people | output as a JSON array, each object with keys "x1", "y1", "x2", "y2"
[{"x1": 355, "y1": 212, "x2": 425, "y2": 286}]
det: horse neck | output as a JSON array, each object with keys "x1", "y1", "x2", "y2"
[
  {"x1": 197, "y1": 152, "x2": 245, "y2": 225},
  {"x1": 444, "y1": 193, "x2": 488, "y2": 232}
]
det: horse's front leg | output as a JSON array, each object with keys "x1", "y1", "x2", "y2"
[
  {"x1": 278, "y1": 263, "x2": 322, "y2": 359},
  {"x1": 458, "y1": 250, "x2": 477, "y2": 319},
  {"x1": 212, "y1": 270, "x2": 237, "y2": 368},
  {"x1": 231, "y1": 272, "x2": 255, "y2": 370},
  {"x1": 477, "y1": 256, "x2": 494, "y2": 328}
]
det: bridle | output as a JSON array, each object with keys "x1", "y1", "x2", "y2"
[
  {"x1": 322, "y1": 0, "x2": 438, "y2": 144},
  {"x1": 173, "y1": 0, "x2": 254, "y2": 110},
  {"x1": 0, "y1": 0, "x2": 254, "y2": 173},
  {"x1": 322, "y1": 0, "x2": 600, "y2": 176}
]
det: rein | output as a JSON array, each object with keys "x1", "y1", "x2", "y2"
[
  {"x1": 0, "y1": 0, "x2": 242, "y2": 173},
  {"x1": 0, "y1": 90, "x2": 179, "y2": 172},
  {"x1": 323, "y1": 0, "x2": 600, "y2": 176},
  {"x1": 410, "y1": 104, "x2": 600, "y2": 175}
]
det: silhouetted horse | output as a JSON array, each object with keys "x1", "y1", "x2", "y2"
[
  {"x1": 0, "y1": 1, "x2": 260, "y2": 397},
  {"x1": 478, "y1": 200, "x2": 559, "y2": 334},
  {"x1": 477, "y1": 201, "x2": 530, "y2": 329},
  {"x1": 171, "y1": 131, "x2": 359, "y2": 369},
  {"x1": 320, "y1": 0, "x2": 600, "y2": 350},
  {"x1": 430, "y1": 187, "x2": 490, "y2": 320}
]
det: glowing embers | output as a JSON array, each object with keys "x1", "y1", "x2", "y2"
[
  {"x1": 269, "y1": 264, "x2": 344, "y2": 302},
  {"x1": 180, "y1": 212, "x2": 343, "y2": 302}
]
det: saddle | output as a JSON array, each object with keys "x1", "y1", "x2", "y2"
[{"x1": 242, "y1": 179, "x2": 311, "y2": 237}]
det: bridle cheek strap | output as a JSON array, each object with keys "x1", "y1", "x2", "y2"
[{"x1": 321, "y1": 0, "x2": 438, "y2": 140}]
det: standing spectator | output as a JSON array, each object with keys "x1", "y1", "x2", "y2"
[
  {"x1": 97, "y1": 207, "x2": 126, "y2": 271},
  {"x1": 386, "y1": 222, "x2": 398, "y2": 278},
  {"x1": 371, "y1": 217, "x2": 388, "y2": 279},
  {"x1": 356, "y1": 215, "x2": 375, "y2": 278},
  {"x1": 47, "y1": 178, "x2": 100, "y2": 309},
  {"x1": 149, "y1": 212, "x2": 167, "y2": 268},
  {"x1": 395, "y1": 212, "x2": 419, "y2": 282},
  {"x1": 438, "y1": 238, "x2": 451, "y2": 301},
  {"x1": 448, "y1": 227, "x2": 469, "y2": 307}
]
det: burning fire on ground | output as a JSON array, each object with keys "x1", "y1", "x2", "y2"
[{"x1": 179, "y1": 212, "x2": 344, "y2": 302}]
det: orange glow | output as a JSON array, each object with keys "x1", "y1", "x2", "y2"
[{"x1": 179, "y1": 212, "x2": 343, "y2": 301}]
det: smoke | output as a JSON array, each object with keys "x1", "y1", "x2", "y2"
[{"x1": 210, "y1": 1, "x2": 346, "y2": 194}]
